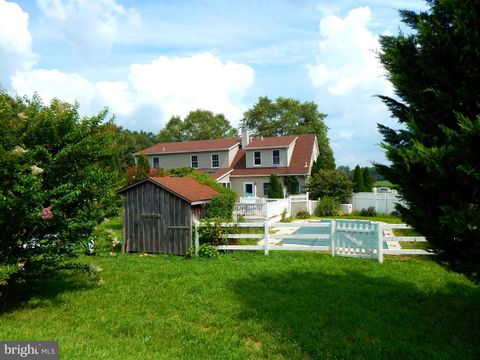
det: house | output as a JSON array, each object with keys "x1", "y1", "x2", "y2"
[
  {"x1": 135, "y1": 129, "x2": 319, "y2": 198},
  {"x1": 117, "y1": 176, "x2": 218, "y2": 255}
]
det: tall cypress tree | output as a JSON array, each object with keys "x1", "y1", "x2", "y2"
[
  {"x1": 376, "y1": 0, "x2": 480, "y2": 279},
  {"x1": 267, "y1": 174, "x2": 283, "y2": 198},
  {"x1": 352, "y1": 165, "x2": 364, "y2": 193},
  {"x1": 362, "y1": 167, "x2": 373, "y2": 192}
]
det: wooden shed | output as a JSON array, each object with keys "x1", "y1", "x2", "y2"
[{"x1": 117, "y1": 176, "x2": 218, "y2": 255}]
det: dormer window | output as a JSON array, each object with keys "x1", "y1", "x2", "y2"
[
  {"x1": 191, "y1": 155, "x2": 198, "y2": 168},
  {"x1": 253, "y1": 151, "x2": 261, "y2": 166},
  {"x1": 273, "y1": 149, "x2": 280, "y2": 165},
  {"x1": 211, "y1": 154, "x2": 219, "y2": 168}
]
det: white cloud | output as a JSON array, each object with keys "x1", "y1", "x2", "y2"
[
  {"x1": 0, "y1": 0, "x2": 36, "y2": 88},
  {"x1": 128, "y1": 53, "x2": 254, "y2": 123},
  {"x1": 306, "y1": 6, "x2": 390, "y2": 96},
  {"x1": 12, "y1": 53, "x2": 255, "y2": 131},
  {"x1": 36, "y1": 0, "x2": 140, "y2": 59}
]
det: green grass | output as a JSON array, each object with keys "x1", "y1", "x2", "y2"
[
  {"x1": 309, "y1": 214, "x2": 403, "y2": 224},
  {"x1": 97, "y1": 216, "x2": 123, "y2": 243},
  {"x1": 0, "y1": 252, "x2": 478, "y2": 359},
  {"x1": 374, "y1": 180, "x2": 398, "y2": 189},
  {"x1": 393, "y1": 228, "x2": 422, "y2": 236}
]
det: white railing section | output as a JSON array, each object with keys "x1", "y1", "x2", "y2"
[{"x1": 193, "y1": 220, "x2": 434, "y2": 260}]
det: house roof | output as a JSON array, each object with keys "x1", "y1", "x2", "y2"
[
  {"x1": 244, "y1": 135, "x2": 298, "y2": 149},
  {"x1": 137, "y1": 137, "x2": 240, "y2": 155},
  {"x1": 230, "y1": 134, "x2": 316, "y2": 176},
  {"x1": 118, "y1": 176, "x2": 218, "y2": 204}
]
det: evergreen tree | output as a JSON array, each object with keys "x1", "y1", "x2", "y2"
[
  {"x1": 267, "y1": 174, "x2": 283, "y2": 198},
  {"x1": 376, "y1": 0, "x2": 480, "y2": 279},
  {"x1": 362, "y1": 167, "x2": 373, "y2": 192},
  {"x1": 352, "y1": 165, "x2": 364, "y2": 193}
]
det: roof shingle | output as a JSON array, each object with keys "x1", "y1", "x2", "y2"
[{"x1": 138, "y1": 138, "x2": 240, "y2": 155}]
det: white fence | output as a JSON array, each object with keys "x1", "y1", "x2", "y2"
[
  {"x1": 194, "y1": 220, "x2": 433, "y2": 260},
  {"x1": 235, "y1": 193, "x2": 317, "y2": 220},
  {"x1": 351, "y1": 192, "x2": 405, "y2": 214}
]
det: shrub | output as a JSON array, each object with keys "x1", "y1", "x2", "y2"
[
  {"x1": 186, "y1": 244, "x2": 219, "y2": 259},
  {"x1": 267, "y1": 174, "x2": 283, "y2": 198},
  {"x1": 315, "y1": 196, "x2": 342, "y2": 216},
  {"x1": 307, "y1": 169, "x2": 352, "y2": 203},
  {"x1": 360, "y1": 207, "x2": 377, "y2": 217},
  {"x1": 197, "y1": 220, "x2": 227, "y2": 246},
  {"x1": 296, "y1": 210, "x2": 310, "y2": 219},
  {"x1": 390, "y1": 209, "x2": 400, "y2": 217},
  {"x1": 280, "y1": 208, "x2": 291, "y2": 222}
]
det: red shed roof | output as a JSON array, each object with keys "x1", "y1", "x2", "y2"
[
  {"x1": 138, "y1": 137, "x2": 240, "y2": 155},
  {"x1": 118, "y1": 176, "x2": 218, "y2": 204}
]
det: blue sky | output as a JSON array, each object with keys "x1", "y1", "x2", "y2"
[{"x1": 0, "y1": 0, "x2": 428, "y2": 166}]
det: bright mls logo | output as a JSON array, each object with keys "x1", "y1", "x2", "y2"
[{"x1": 0, "y1": 341, "x2": 58, "y2": 359}]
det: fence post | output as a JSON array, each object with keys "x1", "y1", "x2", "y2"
[
  {"x1": 330, "y1": 220, "x2": 336, "y2": 257},
  {"x1": 377, "y1": 222, "x2": 384, "y2": 263},
  {"x1": 264, "y1": 221, "x2": 270, "y2": 256},
  {"x1": 194, "y1": 220, "x2": 200, "y2": 257}
]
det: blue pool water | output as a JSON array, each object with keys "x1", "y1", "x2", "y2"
[{"x1": 279, "y1": 220, "x2": 388, "y2": 249}]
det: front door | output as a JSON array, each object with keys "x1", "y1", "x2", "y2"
[{"x1": 244, "y1": 182, "x2": 255, "y2": 197}]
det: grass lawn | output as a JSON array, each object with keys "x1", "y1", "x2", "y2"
[
  {"x1": 0, "y1": 252, "x2": 478, "y2": 359},
  {"x1": 307, "y1": 214, "x2": 404, "y2": 224},
  {"x1": 374, "y1": 180, "x2": 398, "y2": 189}
]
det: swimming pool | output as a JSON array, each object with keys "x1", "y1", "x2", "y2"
[{"x1": 278, "y1": 220, "x2": 388, "y2": 249}]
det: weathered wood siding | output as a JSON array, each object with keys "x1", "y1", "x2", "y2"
[{"x1": 122, "y1": 181, "x2": 192, "y2": 255}]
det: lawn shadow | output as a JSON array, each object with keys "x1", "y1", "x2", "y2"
[
  {"x1": 1, "y1": 269, "x2": 98, "y2": 315},
  {"x1": 231, "y1": 269, "x2": 480, "y2": 359}
]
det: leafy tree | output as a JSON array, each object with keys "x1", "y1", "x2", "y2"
[
  {"x1": 307, "y1": 169, "x2": 352, "y2": 203},
  {"x1": 352, "y1": 165, "x2": 364, "y2": 193},
  {"x1": 118, "y1": 129, "x2": 156, "y2": 168},
  {"x1": 0, "y1": 92, "x2": 121, "y2": 304},
  {"x1": 267, "y1": 174, "x2": 283, "y2": 198},
  {"x1": 284, "y1": 176, "x2": 300, "y2": 195},
  {"x1": 157, "y1": 110, "x2": 238, "y2": 143},
  {"x1": 336, "y1": 165, "x2": 351, "y2": 178},
  {"x1": 242, "y1": 97, "x2": 335, "y2": 169},
  {"x1": 362, "y1": 167, "x2": 373, "y2": 192},
  {"x1": 376, "y1": 0, "x2": 480, "y2": 279}
]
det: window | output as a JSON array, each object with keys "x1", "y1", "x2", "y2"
[
  {"x1": 273, "y1": 149, "x2": 280, "y2": 165},
  {"x1": 211, "y1": 154, "x2": 219, "y2": 168},
  {"x1": 153, "y1": 157, "x2": 159, "y2": 168},
  {"x1": 221, "y1": 182, "x2": 231, "y2": 188},
  {"x1": 191, "y1": 155, "x2": 198, "y2": 168},
  {"x1": 263, "y1": 182, "x2": 269, "y2": 196},
  {"x1": 253, "y1": 151, "x2": 261, "y2": 166}
]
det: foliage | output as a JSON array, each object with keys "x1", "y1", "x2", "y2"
[
  {"x1": 390, "y1": 209, "x2": 400, "y2": 217},
  {"x1": 242, "y1": 97, "x2": 335, "y2": 170},
  {"x1": 197, "y1": 220, "x2": 227, "y2": 246},
  {"x1": 284, "y1": 176, "x2": 300, "y2": 195},
  {"x1": 0, "y1": 92, "x2": 122, "y2": 303},
  {"x1": 125, "y1": 153, "x2": 151, "y2": 184},
  {"x1": 280, "y1": 208, "x2": 291, "y2": 223},
  {"x1": 157, "y1": 110, "x2": 238, "y2": 143},
  {"x1": 362, "y1": 167, "x2": 373, "y2": 192},
  {"x1": 295, "y1": 210, "x2": 311, "y2": 219},
  {"x1": 376, "y1": 0, "x2": 480, "y2": 280},
  {"x1": 352, "y1": 165, "x2": 364, "y2": 192},
  {"x1": 315, "y1": 196, "x2": 342, "y2": 216},
  {"x1": 359, "y1": 207, "x2": 377, "y2": 217},
  {"x1": 186, "y1": 244, "x2": 219, "y2": 259},
  {"x1": 117, "y1": 129, "x2": 156, "y2": 169},
  {"x1": 307, "y1": 169, "x2": 352, "y2": 203},
  {"x1": 267, "y1": 174, "x2": 283, "y2": 198},
  {"x1": 336, "y1": 165, "x2": 351, "y2": 178}
]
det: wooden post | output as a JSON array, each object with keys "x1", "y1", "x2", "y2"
[
  {"x1": 264, "y1": 221, "x2": 270, "y2": 256},
  {"x1": 331, "y1": 220, "x2": 336, "y2": 257},
  {"x1": 194, "y1": 220, "x2": 200, "y2": 257},
  {"x1": 377, "y1": 222, "x2": 384, "y2": 263}
]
